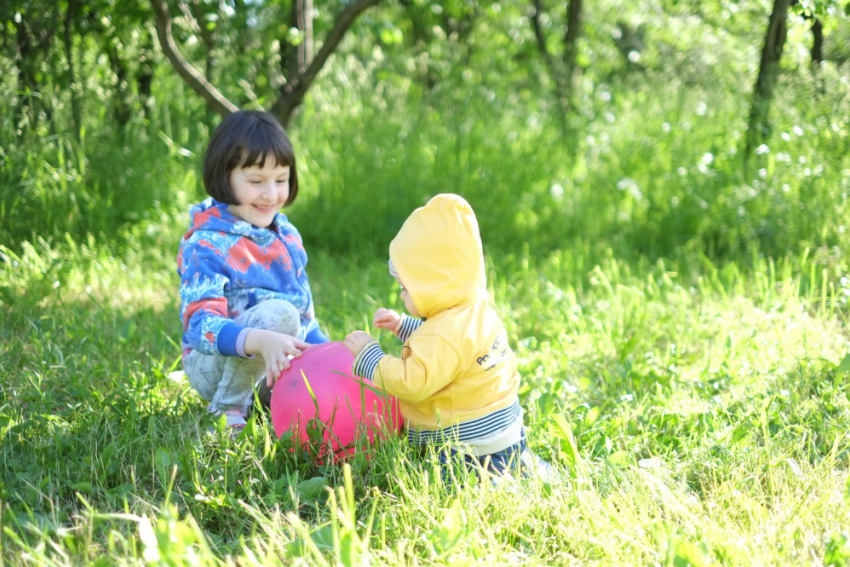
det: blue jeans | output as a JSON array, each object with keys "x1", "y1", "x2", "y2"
[{"x1": 436, "y1": 429, "x2": 528, "y2": 485}]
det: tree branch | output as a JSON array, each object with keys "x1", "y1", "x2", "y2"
[
  {"x1": 150, "y1": 0, "x2": 237, "y2": 116},
  {"x1": 271, "y1": 0, "x2": 383, "y2": 122},
  {"x1": 563, "y1": 0, "x2": 582, "y2": 76},
  {"x1": 530, "y1": 0, "x2": 551, "y2": 63}
]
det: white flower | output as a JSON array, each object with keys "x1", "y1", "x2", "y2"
[{"x1": 756, "y1": 144, "x2": 770, "y2": 155}]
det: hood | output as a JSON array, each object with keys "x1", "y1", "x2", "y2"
[
  {"x1": 182, "y1": 198, "x2": 285, "y2": 246},
  {"x1": 389, "y1": 194, "x2": 487, "y2": 319}
]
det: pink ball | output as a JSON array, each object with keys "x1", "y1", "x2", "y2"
[{"x1": 270, "y1": 341, "x2": 401, "y2": 457}]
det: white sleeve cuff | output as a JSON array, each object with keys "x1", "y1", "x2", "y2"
[
  {"x1": 396, "y1": 314, "x2": 422, "y2": 342},
  {"x1": 352, "y1": 341, "x2": 384, "y2": 380}
]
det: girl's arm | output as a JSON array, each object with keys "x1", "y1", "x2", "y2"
[{"x1": 179, "y1": 237, "x2": 245, "y2": 356}]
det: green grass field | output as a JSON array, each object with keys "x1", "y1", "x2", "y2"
[
  {"x1": 2, "y1": 0, "x2": 850, "y2": 563},
  {"x1": 2, "y1": 229, "x2": 849, "y2": 566}
]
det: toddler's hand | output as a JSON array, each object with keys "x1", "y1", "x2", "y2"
[
  {"x1": 343, "y1": 331, "x2": 374, "y2": 356},
  {"x1": 373, "y1": 308, "x2": 402, "y2": 333},
  {"x1": 244, "y1": 329, "x2": 312, "y2": 387}
]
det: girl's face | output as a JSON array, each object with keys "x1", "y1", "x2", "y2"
[
  {"x1": 397, "y1": 277, "x2": 421, "y2": 319},
  {"x1": 227, "y1": 156, "x2": 291, "y2": 227}
]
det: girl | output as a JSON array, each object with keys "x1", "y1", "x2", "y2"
[{"x1": 178, "y1": 110, "x2": 329, "y2": 435}]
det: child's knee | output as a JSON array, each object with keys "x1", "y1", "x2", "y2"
[{"x1": 240, "y1": 299, "x2": 300, "y2": 336}]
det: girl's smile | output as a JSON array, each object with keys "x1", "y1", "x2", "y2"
[{"x1": 227, "y1": 157, "x2": 291, "y2": 227}]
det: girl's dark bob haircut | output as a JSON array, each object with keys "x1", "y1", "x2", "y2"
[{"x1": 203, "y1": 110, "x2": 298, "y2": 206}]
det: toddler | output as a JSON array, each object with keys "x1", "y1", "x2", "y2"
[{"x1": 344, "y1": 194, "x2": 532, "y2": 479}]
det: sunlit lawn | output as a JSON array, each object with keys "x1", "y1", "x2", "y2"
[{"x1": 2, "y1": 235, "x2": 849, "y2": 566}]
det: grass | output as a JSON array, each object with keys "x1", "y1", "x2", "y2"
[
  {"x1": 2, "y1": 1, "x2": 850, "y2": 563},
  {"x1": 1, "y1": 228, "x2": 849, "y2": 566}
]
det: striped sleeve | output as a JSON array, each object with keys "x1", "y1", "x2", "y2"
[
  {"x1": 352, "y1": 341, "x2": 385, "y2": 380},
  {"x1": 396, "y1": 314, "x2": 422, "y2": 342}
]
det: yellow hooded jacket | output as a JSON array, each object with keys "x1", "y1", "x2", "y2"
[{"x1": 354, "y1": 194, "x2": 522, "y2": 449}]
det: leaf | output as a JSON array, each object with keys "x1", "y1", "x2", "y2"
[
  {"x1": 608, "y1": 450, "x2": 630, "y2": 466},
  {"x1": 837, "y1": 352, "x2": 850, "y2": 375},
  {"x1": 550, "y1": 414, "x2": 580, "y2": 478},
  {"x1": 71, "y1": 482, "x2": 93, "y2": 494},
  {"x1": 672, "y1": 538, "x2": 709, "y2": 567},
  {"x1": 584, "y1": 406, "x2": 600, "y2": 427},
  {"x1": 309, "y1": 524, "x2": 334, "y2": 551},
  {"x1": 296, "y1": 477, "x2": 326, "y2": 502},
  {"x1": 100, "y1": 441, "x2": 117, "y2": 474},
  {"x1": 154, "y1": 448, "x2": 172, "y2": 487},
  {"x1": 434, "y1": 500, "x2": 466, "y2": 553},
  {"x1": 729, "y1": 420, "x2": 752, "y2": 445}
]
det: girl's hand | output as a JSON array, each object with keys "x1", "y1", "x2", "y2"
[
  {"x1": 344, "y1": 331, "x2": 374, "y2": 356},
  {"x1": 373, "y1": 308, "x2": 402, "y2": 333},
  {"x1": 244, "y1": 329, "x2": 312, "y2": 387}
]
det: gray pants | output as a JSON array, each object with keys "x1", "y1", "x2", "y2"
[{"x1": 183, "y1": 299, "x2": 301, "y2": 415}]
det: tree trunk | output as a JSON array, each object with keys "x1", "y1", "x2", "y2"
[
  {"x1": 810, "y1": 18, "x2": 823, "y2": 66},
  {"x1": 270, "y1": 0, "x2": 384, "y2": 126},
  {"x1": 299, "y1": 0, "x2": 314, "y2": 68},
  {"x1": 531, "y1": 0, "x2": 582, "y2": 128},
  {"x1": 745, "y1": 0, "x2": 791, "y2": 160},
  {"x1": 563, "y1": 0, "x2": 582, "y2": 84},
  {"x1": 137, "y1": 29, "x2": 154, "y2": 120},
  {"x1": 63, "y1": 0, "x2": 81, "y2": 139}
]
